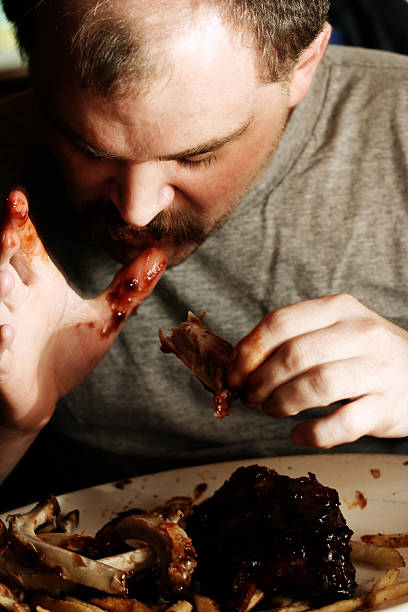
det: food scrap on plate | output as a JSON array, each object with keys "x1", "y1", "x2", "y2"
[{"x1": 1, "y1": 465, "x2": 408, "y2": 612}]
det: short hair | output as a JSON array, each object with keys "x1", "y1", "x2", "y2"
[{"x1": 2, "y1": 0, "x2": 331, "y2": 96}]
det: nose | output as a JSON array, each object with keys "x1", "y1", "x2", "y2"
[{"x1": 108, "y1": 160, "x2": 175, "y2": 227}]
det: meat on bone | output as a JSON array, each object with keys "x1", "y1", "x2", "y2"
[
  {"x1": 2, "y1": 496, "x2": 130, "y2": 594},
  {"x1": 187, "y1": 465, "x2": 357, "y2": 612},
  {"x1": 96, "y1": 511, "x2": 197, "y2": 594},
  {"x1": 0, "y1": 496, "x2": 195, "y2": 596},
  {"x1": 159, "y1": 312, "x2": 237, "y2": 418}
]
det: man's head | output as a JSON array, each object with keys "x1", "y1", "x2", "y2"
[{"x1": 3, "y1": 0, "x2": 331, "y2": 266}]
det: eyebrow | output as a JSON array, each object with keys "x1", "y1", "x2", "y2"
[
  {"x1": 46, "y1": 112, "x2": 124, "y2": 160},
  {"x1": 45, "y1": 109, "x2": 253, "y2": 162},
  {"x1": 158, "y1": 118, "x2": 253, "y2": 161}
]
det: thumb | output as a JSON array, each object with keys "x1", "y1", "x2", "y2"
[
  {"x1": 2, "y1": 188, "x2": 51, "y2": 279},
  {"x1": 94, "y1": 247, "x2": 167, "y2": 339}
]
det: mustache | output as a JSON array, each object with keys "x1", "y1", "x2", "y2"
[
  {"x1": 84, "y1": 200, "x2": 208, "y2": 246},
  {"x1": 143, "y1": 207, "x2": 207, "y2": 245}
]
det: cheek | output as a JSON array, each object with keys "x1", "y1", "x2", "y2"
[{"x1": 178, "y1": 140, "x2": 272, "y2": 210}]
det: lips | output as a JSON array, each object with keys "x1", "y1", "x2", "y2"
[
  {"x1": 109, "y1": 225, "x2": 152, "y2": 242},
  {"x1": 108, "y1": 226, "x2": 173, "y2": 250}
]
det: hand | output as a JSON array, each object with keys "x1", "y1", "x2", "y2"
[
  {"x1": 227, "y1": 294, "x2": 408, "y2": 448},
  {"x1": 0, "y1": 189, "x2": 167, "y2": 435}
]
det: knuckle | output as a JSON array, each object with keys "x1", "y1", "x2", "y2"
[
  {"x1": 278, "y1": 338, "x2": 307, "y2": 374},
  {"x1": 264, "y1": 307, "x2": 294, "y2": 339},
  {"x1": 236, "y1": 337, "x2": 256, "y2": 363},
  {"x1": 335, "y1": 403, "x2": 361, "y2": 439},
  {"x1": 307, "y1": 365, "x2": 334, "y2": 400},
  {"x1": 358, "y1": 316, "x2": 384, "y2": 340},
  {"x1": 272, "y1": 376, "x2": 309, "y2": 415},
  {"x1": 329, "y1": 292, "x2": 358, "y2": 310},
  {"x1": 272, "y1": 390, "x2": 299, "y2": 417},
  {"x1": 306, "y1": 416, "x2": 350, "y2": 449},
  {"x1": 306, "y1": 426, "x2": 333, "y2": 449}
]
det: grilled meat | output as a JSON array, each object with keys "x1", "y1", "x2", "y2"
[
  {"x1": 159, "y1": 312, "x2": 236, "y2": 418},
  {"x1": 187, "y1": 465, "x2": 356, "y2": 612}
]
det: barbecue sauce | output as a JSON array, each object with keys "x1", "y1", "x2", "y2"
[{"x1": 187, "y1": 465, "x2": 357, "y2": 612}]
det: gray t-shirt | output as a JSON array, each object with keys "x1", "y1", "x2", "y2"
[{"x1": 1, "y1": 45, "x2": 408, "y2": 503}]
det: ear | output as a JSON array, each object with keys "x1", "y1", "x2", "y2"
[{"x1": 288, "y1": 22, "x2": 332, "y2": 109}]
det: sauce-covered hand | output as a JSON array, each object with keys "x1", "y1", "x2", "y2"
[
  {"x1": 0, "y1": 190, "x2": 166, "y2": 479},
  {"x1": 227, "y1": 294, "x2": 408, "y2": 448}
]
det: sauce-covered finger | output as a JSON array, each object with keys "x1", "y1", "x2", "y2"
[
  {"x1": 0, "y1": 228, "x2": 20, "y2": 266},
  {"x1": 5, "y1": 190, "x2": 47, "y2": 263},
  {"x1": 97, "y1": 247, "x2": 167, "y2": 339}
]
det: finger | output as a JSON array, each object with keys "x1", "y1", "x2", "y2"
[
  {"x1": 241, "y1": 320, "x2": 369, "y2": 406},
  {"x1": 0, "y1": 268, "x2": 29, "y2": 310},
  {"x1": 0, "y1": 222, "x2": 28, "y2": 309},
  {"x1": 0, "y1": 324, "x2": 15, "y2": 351},
  {"x1": 94, "y1": 247, "x2": 167, "y2": 339},
  {"x1": 0, "y1": 324, "x2": 16, "y2": 376},
  {"x1": 228, "y1": 294, "x2": 363, "y2": 388},
  {"x1": 290, "y1": 394, "x2": 386, "y2": 448},
  {"x1": 0, "y1": 268, "x2": 15, "y2": 298},
  {"x1": 0, "y1": 228, "x2": 20, "y2": 266},
  {"x1": 262, "y1": 357, "x2": 377, "y2": 417},
  {"x1": 3, "y1": 190, "x2": 50, "y2": 281}
]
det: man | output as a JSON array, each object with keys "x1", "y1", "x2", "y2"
[{"x1": 0, "y1": 0, "x2": 408, "y2": 510}]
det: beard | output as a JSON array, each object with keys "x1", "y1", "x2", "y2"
[{"x1": 79, "y1": 199, "x2": 213, "y2": 267}]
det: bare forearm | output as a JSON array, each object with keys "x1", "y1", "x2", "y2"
[{"x1": 0, "y1": 427, "x2": 38, "y2": 485}]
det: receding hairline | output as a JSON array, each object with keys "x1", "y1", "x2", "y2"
[
  {"x1": 20, "y1": 0, "x2": 330, "y2": 97},
  {"x1": 35, "y1": 0, "x2": 240, "y2": 98}
]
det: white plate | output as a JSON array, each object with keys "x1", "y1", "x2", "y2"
[{"x1": 2, "y1": 454, "x2": 408, "y2": 610}]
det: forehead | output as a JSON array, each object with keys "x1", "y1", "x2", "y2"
[{"x1": 45, "y1": 7, "x2": 265, "y2": 158}]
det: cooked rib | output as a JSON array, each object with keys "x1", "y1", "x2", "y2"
[
  {"x1": 187, "y1": 465, "x2": 357, "y2": 612},
  {"x1": 96, "y1": 511, "x2": 197, "y2": 595},
  {"x1": 3, "y1": 496, "x2": 129, "y2": 595},
  {"x1": 159, "y1": 312, "x2": 236, "y2": 418}
]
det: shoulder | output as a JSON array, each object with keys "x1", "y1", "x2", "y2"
[
  {"x1": 322, "y1": 45, "x2": 408, "y2": 92},
  {"x1": 324, "y1": 44, "x2": 408, "y2": 72},
  {"x1": 317, "y1": 45, "x2": 408, "y2": 123}
]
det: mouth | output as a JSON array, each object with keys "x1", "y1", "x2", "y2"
[
  {"x1": 109, "y1": 225, "x2": 161, "y2": 245},
  {"x1": 80, "y1": 198, "x2": 208, "y2": 265}
]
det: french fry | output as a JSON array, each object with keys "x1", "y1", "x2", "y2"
[
  {"x1": 246, "y1": 589, "x2": 264, "y2": 611},
  {"x1": 267, "y1": 596, "x2": 296, "y2": 608},
  {"x1": 164, "y1": 601, "x2": 193, "y2": 612},
  {"x1": 276, "y1": 602, "x2": 311, "y2": 612},
  {"x1": 371, "y1": 568, "x2": 400, "y2": 592},
  {"x1": 88, "y1": 595, "x2": 150, "y2": 612},
  {"x1": 262, "y1": 601, "x2": 311, "y2": 612},
  {"x1": 306, "y1": 596, "x2": 364, "y2": 612},
  {"x1": 350, "y1": 540, "x2": 405, "y2": 568},
  {"x1": 361, "y1": 533, "x2": 408, "y2": 548},
  {"x1": 364, "y1": 579, "x2": 408, "y2": 608},
  {"x1": 193, "y1": 595, "x2": 221, "y2": 612},
  {"x1": 29, "y1": 594, "x2": 105, "y2": 612}
]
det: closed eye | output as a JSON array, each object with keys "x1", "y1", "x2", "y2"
[{"x1": 177, "y1": 155, "x2": 216, "y2": 170}]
